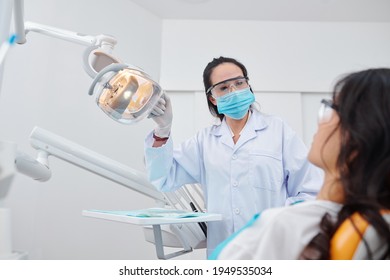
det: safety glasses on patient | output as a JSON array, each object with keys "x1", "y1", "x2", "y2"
[
  {"x1": 207, "y1": 76, "x2": 249, "y2": 97},
  {"x1": 318, "y1": 99, "x2": 339, "y2": 124}
]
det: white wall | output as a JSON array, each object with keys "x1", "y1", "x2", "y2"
[
  {"x1": 160, "y1": 20, "x2": 390, "y2": 91},
  {"x1": 0, "y1": 0, "x2": 163, "y2": 259},
  {"x1": 1, "y1": 2, "x2": 390, "y2": 260},
  {"x1": 161, "y1": 20, "x2": 390, "y2": 145}
]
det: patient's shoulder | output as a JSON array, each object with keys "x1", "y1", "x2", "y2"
[{"x1": 260, "y1": 200, "x2": 342, "y2": 228}]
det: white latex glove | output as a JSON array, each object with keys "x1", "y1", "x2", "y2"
[{"x1": 148, "y1": 94, "x2": 173, "y2": 138}]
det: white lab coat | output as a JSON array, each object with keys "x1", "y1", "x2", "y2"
[{"x1": 144, "y1": 110, "x2": 323, "y2": 256}]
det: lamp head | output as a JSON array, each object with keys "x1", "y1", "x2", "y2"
[{"x1": 88, "y1": 63, "x2": 163, "y2": 124}]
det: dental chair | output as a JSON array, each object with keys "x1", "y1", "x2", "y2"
[{"x1": 330, "y1": 211, "x2": 390, "y2": 259}]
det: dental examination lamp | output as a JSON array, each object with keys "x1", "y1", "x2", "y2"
[
  {"x1": 1, "y1": 0, "x2": 163, "y2": 196},
  {"x1": 88, "y1": 63, "x2": 163, "y2": 124},
  {"x1": 1, "y1": 0, "x2": 164, "y2": 194},
  {"x1": 1, "y1": 0, "x2": 202, "y2": 260},
  {"x1": 12, "y1": 0, "x2": 163, "y2": 124}
]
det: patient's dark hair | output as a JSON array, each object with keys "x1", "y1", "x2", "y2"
[{"x1": 299, "y1": 68, "x2": 390, "y2": 259}]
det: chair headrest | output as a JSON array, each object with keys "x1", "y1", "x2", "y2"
[{"x1": 330, "y1": 210, "x2": 390, "y2": 260}]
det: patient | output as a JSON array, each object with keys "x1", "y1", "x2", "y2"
[{"x1": 210, "y1": 68, "x2": 390, "y2": 260}]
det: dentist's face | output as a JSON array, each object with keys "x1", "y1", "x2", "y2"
[{"x1": 209, "y1": 63, "x2": 246, "y2": 103}]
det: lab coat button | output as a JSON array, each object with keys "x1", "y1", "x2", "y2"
[
  {"x1": 234, "y1": 208, "x2": 240, "y2": 214},
  {"x1": 232, "y1": 181, "x2": 238, "y2": 187},
  {"x1": 232, "y1": 154, "x2": 237, "y2": 160}
]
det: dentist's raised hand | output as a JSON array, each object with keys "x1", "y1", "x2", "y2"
[{"x1": 149, "y1": 93, "x2": 173, "y2": 138}]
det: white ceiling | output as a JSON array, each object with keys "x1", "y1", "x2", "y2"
[{"x1": 130, "y1": 0, "x2": 390, "y2": 22}]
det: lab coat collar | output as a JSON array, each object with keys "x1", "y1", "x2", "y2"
[{"x1": 211, "y1": 110, "x2": 268, "y2": 150}]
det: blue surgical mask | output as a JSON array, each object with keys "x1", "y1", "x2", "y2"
[{"x1": 215, "y1": 87, "x2": 255, "y2": 120}]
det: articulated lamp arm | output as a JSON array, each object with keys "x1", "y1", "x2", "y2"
[{"x1": 12, "y1": 0, "x2": 119, "y2": 78}]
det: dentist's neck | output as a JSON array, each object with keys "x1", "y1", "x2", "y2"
[{"x1": 226, "y1": 111, "x2": 250, "y2": 144}]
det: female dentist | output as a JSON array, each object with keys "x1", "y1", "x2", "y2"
[{"x1": 144, "y1": 56, "x2": 323, "y2": 257}]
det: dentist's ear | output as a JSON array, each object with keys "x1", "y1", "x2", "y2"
[{"x1": 208, "y1": 95, "x2": 217, "y2": 106}]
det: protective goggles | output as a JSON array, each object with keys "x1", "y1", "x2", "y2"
[
  {"x1": 206, "y1": 76, "x2": 249, "y2": 97},
  {"x1": 318, "y1": 99, "x2": 339, "y2": 124}
]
